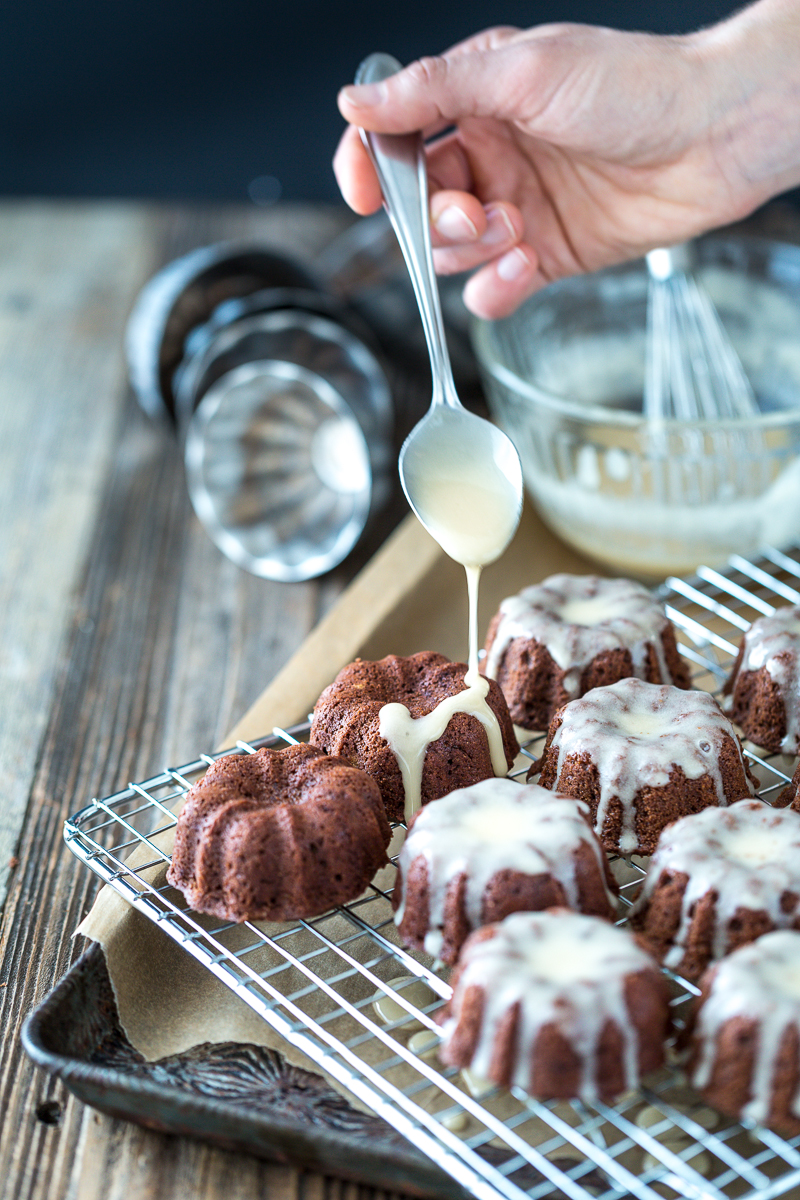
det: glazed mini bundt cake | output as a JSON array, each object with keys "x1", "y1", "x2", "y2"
[
  {"x1": 533, "y1": 678, "x2": 757, "y2": 856},
  {"x1": 629, "y1": 800, "x2": 800, "y2": 981},
  {"x1": 724, "y1": 604, "x2": 800, "y2": 754},
  {"x1": 393, "y1": 778, "x2": 618, "y2": 965},
  {"x1": 683, "y1": 930, "x2": 800, "y2": 1134},
  {"x1": 310, "y1": 651, "x2": 519, "y2": 824},
  {"x1": 780, "y1": 758, "x2": 800, "y2": 807},
  {"x1": 437, "y1": 909, "x2": 671, "y2": 1103},
  {"x1": 167, "y1": 742, "x2": 391, "y2": 923},
  {"x1": 481, "y1": 573, "x2": 690, "y2": 732}
]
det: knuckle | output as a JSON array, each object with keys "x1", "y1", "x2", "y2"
[{"x1": 406, "y1": 54, "x2": 450, "y2": 90}]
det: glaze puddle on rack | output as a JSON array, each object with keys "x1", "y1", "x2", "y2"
[{"x1": 22, "y1": 543, "x2": 800, "y2": 1200}]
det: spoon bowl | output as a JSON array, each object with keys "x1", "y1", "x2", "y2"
[
  {"x1": 399, "y1": 404, "x2": 522, "y2": 567},
  {"x1": 355, "y1": 52, "x2": 523, "y2": 569}
]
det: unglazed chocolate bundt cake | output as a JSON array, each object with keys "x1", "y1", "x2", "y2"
[
  {"x1": 724, "y1": 605, "x2": 800, "y2": 754},
  {"x1": 309, "y1": 651, "x2": 519, "y2": 824},
  {"x1": 533, "y1": 678, "x2": 757, "y2": 856},
  {"x1": 629, "y1": 800, "x2": 800, "y2": 981},
  {"x1": 437, "y1": 909, "x2": 671, "y2": 1103},
  {"x1": 481, "y1": 574, "x2": 690, "y2": 732},
  {"x1": 167, "y1": 742, "x2": 391, "y2": 923},
  {"x1": 393, "y1": 778, "x2": 618, "y2": 965},
  {"x1": 684, "y1": 930, "x2": 800, "y2": 1134}
]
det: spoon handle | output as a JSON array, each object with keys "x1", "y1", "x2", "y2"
[{"x1": 355, "y1": 53, "x2": 460, "y2": 409}]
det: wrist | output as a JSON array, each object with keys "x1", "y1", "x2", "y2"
[{"x1": 688, "y1": 0, "x2": 800, "y2": 212}]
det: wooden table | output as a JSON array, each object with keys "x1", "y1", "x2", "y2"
[
  {"x1": 0, "y1": 199, "x2": 417, "y2": 1200},
  {"x1": 6, "y1": 196, "x2": 800, "y2": 1200}
]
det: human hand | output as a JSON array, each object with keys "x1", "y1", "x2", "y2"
[{"x1": 334, "y1": 3, "x2": 800, "y2": 318}]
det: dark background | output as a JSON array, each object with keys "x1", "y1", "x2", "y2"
[{"x1": 1, "y1": 0, "x2": 741, "y2": 204}]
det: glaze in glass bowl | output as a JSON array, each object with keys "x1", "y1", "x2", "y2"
[{"x1": 471, "y1": 236, "x2": 800, "y2": 578}]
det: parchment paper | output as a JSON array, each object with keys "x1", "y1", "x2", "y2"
[{"x1": 76, "y1": 504, "x2": 594, "y2": 1121}]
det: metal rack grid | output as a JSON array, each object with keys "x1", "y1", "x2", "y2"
[{"x1": 64, "y1": 546, "x2": 800, "y2": 1200}]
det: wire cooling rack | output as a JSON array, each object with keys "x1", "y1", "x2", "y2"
[{"x1": 65, "y1": 545, "x2": 800, "y2": 1200}]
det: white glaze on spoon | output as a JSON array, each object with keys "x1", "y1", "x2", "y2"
[
  {"x1": 417, "y1": 456, "x2": 522, "y2": 676},
  {"x1": 408, "y1": 461, "x2": 522, "y2": 576}
]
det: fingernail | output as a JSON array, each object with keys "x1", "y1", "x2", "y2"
[
  {"x1": 434, "y1": 205, "x2": 478, "y2": 242},
  {"x1": 496, "y1": 247, "x2": 532, "y2": 282},
  {"x1": 480, "y1": 206, "x2": 516, "y2": 246},
  {"x1": 339, "y1": 83, "x2": 384, "y2": 108}
]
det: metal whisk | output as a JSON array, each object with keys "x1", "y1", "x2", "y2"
[{"x1": 644, "y1": 243, "x2": 760, "y2": 422}]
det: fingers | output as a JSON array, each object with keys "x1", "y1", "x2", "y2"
[
  {"x1": 334, "y1": 118, "x2": 476, "y2": 217},
  {"x1": 333, "y1": 125, "x2": 544, "y2": 318},
  {"x1": 432, "y1": 199, "x2": 523, "y2": 274},
  {"x1": 429, "y1": 189, "x2": 483, "y2": 245},
  {"x1": 332, "y1": 125, "x2": 383, "y2": 214},
  {"x1": 333, "y1": 121, "x2": 525, "y2": 272},
  {"x1": 462, "y1": 246, "x2": 546, "y2": 320},
  {"x1": 425, "y1": 131, "x2": 474, "y2": 195},
  {"x1": 336, "y1": 36, "x2": 531, "y2": 135},
  {"x1": 333, "y1": 35, "x2": 541, "y2": 322}
]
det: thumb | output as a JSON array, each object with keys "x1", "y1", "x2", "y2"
[{"x1": 337, "y1": 34, "x2": 540, "y2": 133}]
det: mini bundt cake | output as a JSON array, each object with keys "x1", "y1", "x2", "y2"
[
  {"x1": 481, "y1": 573, "x2": 690, "y2": 732},
  {"x1": 533, "y1": 678, "x2": 757, "y2": 856},
  {"x1": 310, "y1": 651, "x2": 519, "y2": 824},
  {"x1": 629, "y1": 800, "x2": 800, "y2": 981},
  {"x1": 167, "y1": 742, "x2": 391, "y2": 923},
  {"x1": 393, "y1": 778, "x2": 619, "y2": 965},
  {"x1": 684, "y1": 930, "x2": 800, "y2": 1133},
  {"x1": 780, "y1": 759, "x2": 800, "y2": 807},
  {"x1": 724, "y1": 605, "x2": 800, "y2": 754},
  {"x1": 437, "y1": 909, "x2": 671, "y2": 1103}
]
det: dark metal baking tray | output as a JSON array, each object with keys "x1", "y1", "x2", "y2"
[{"x1": 22, "y1": 941, "x2": 584, "y2": 1198}]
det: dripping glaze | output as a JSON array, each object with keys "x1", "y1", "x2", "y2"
[{"x1": 379, "y1": 449, "x2": 521, "y2": 822}]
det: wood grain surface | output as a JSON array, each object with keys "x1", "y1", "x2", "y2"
[
  {"x1": 5, "y1": 196, "x2": 800, "y2": 1200},
  {"x1": 0, "y1": 199, "x2": 416, "y2": 1200}
]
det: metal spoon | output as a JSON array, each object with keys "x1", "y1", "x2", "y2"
[{"x1": 355, "y1": 53, "x2": 523, "y2": 570}]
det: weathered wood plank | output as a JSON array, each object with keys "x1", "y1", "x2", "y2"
[
  {"x1": 0, "y1": 199, "x2": 416, "y2": 1200},
  {"x1": 0, "y1": 201, "x2": 155, "y2": 910}
]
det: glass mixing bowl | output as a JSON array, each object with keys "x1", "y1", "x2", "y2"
[{"x1": 471, "y1": 235, "x2": 800, "y2": 578}]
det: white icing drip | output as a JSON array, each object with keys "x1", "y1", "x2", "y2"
[
  {"x1": 691, "y1": 930, "x2": 800, "y2": 1124},
  {"x1": 738, "y1": 605, "x2": 800, "y2": 753},
  {"x1": 548, "y1": 678, "x2": 753, "y2": 854},
  {"x1": 394, "y1": 779, "x2": 616, "y2": 958},
  {"x1": 384, "y1": 431, "x2": 517, "y2": 823},
  {"x1": 379, "y1": 675, "x2": 508, "y2": 824},
  {"x1": 632, "y1": 800, "x2": 800, "y2": 967},
  {"x1": 441, "y1": 910, "x2": 654, "y2": 1101},
  {"x1": 410, "y1": 471, "x2": 520, "y2": 569},
  {"x1": 484, "y1": 574, "x2": 674, "y2": 695},
  {"x1": 465, "y1": 564, "x2": 482, "y2": 682}
]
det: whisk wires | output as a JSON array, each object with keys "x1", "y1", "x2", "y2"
[{"x1": 644, "y1": 244, "x2": 759, "y2": 423}]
